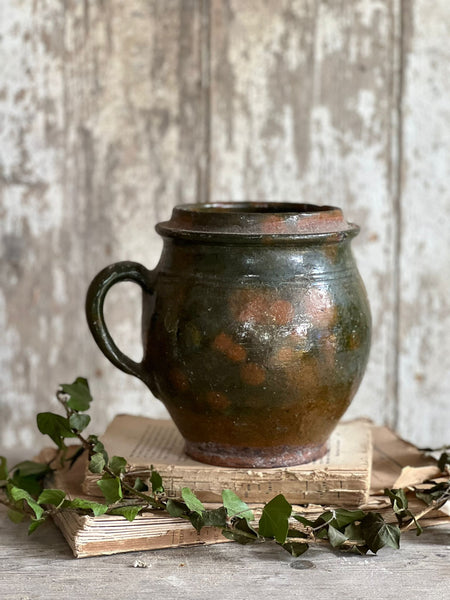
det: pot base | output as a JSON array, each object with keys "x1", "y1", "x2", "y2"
[{"x1": 184, "y1": 439, "x2": 328, "y2": 468}]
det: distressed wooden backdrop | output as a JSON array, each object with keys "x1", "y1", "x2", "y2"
[{"x1": 0, "y1": 0, "x2": 449, "y2": 453}]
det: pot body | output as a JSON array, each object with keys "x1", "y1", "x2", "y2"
[{"x1": 86, "y1": 203, "x2": 371, "y2": 467}]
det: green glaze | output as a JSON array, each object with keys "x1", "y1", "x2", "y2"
[{"x1": 86, "y1": 203, "x2": 371, "y2": 467}]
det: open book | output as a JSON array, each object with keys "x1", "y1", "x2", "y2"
[
  {"x1": 42, "y1": 424, "x2": 448, "y2": 558},
  {"x1": 82, "y1": 416, "x2": 373, "y2": 506}
]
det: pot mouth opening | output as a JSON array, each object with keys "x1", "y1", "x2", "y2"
[
  {"x1": 156, "y1": 202, "x2": 359, "y2": 241},
  {"x1": 179, "y1": 202, "x2": 335, "y2": 214}
]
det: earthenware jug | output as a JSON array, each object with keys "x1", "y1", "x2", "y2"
[{"x1": 86, "y1": 203, "x2": 371, "y2": 468}]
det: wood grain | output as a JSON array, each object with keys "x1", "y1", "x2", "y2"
[
  {"x1": 397, "y1": 0, "x2": 450, "y2": 446},
  {"x1": 0, "y1": 510, "x2": 449, "y2": 600},
  {"x1": 0, "y1": 1, "x2": 205, "y2": 451}
]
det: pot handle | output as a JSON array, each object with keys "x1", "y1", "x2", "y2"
[{"x1": 85, "y1": 261, "x2": 155, "y2": 389}]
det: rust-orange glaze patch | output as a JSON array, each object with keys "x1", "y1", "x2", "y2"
[
  {"x1": 240, "y1": 362, "x2": 266, "y2": 385},
  {"x1": 212, "y1": 332, "x2": 247, "y2": 362},
  {"x1": 169, "y1": 368, "x2": 190, "y2": 392},
  {"x1": 348, "y1": 331, "x2": 361, "y2": 350},
  {"x1": 238, "y1": 295, "x2": 268, "y2": 323},
  {"x1": 321, "y1": 335, "x2": 337, "y2": 370},
  {"x1": 304, "y1": 287, "x2": 336, "y2": 327},
  {"x1": 205, "y1": 391, "x2": 231, "y2": 411},
  {"x1": 274, "y1": 346, "x2": 296, "y2": 366},
  {"x1": 260, "y1": 214, "x2": 289, "y2": 234},
  {"x1": 229, "y1": 289, "x2": 271, "y2": 323},
  {"x1": 269, "y1": 300, "x2": 295, "y2": 325},
  {"x1": 230, "y1": 289, "x2": 295, "y2": 326}
]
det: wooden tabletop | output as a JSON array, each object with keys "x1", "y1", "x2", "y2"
[{"x1": 1, "y1": 509, "x2": 449, "y2": 600}]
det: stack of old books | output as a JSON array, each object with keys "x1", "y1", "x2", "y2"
[{"x1": 43, "y1": 415, "x2": 448, "y2": 558}]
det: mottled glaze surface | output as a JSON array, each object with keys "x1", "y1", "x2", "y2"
[{"x1": 86, "y1": 203, "x2": 371, "y2": 467}]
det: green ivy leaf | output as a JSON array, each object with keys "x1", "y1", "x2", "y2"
[
  {"x1": 150, "y1": 469, "x2": 164, "y2": 494},
  {"x1": 61, "y1": 377, "x2": 92, "y2": 412},
  {"x1": 316, "y1": 527, "x2": 329, "y2": 540},
  {"x1": 327, "y1": 525, "x2": 349, "y2": 547},
  {"x1": 28, "y1": 518, "x2": 47, "y2": 535},
  {"x1": 360, "y1": 512, "x2": 400, "y2": 553},
  {"x1": 166, "y1": 499, "x2": 188, "y2": 518},
  {"x1": 320, "y1": 508, "x2": 367, "y2": 530},
  {"x1": 65, "y1": 497, "x2": 109, "y2": 517},
  {"x1": 10, "y1": 474, "x2": 42, "y2": 497},
  {"x1": 0, "y1": 456, "x2": 8, "y2": 480},
  {"x1": 438, "y1": 451, "x2": 449, "y2": 472},
  {"x1": 133, "y1": 477, "x2": 149, "y2": 492},
  {"x1": 281, "y1": 541, "x2": 309, "y2": 556},
  {"x1": 37, "y1": 412, "x2": 77, "y2": 449},
  {"x1": 201, "y1": 507, "x2": 228, "y2": 528},
  {"x1": 385, "y1": 488, "x2": 409, "y2": 516},
  {"x1": 287, "y1": 527, "x2": 308, "y2": 539},
  {"x1": 9, "y1": 461, "x2": 53, "y2": 496},
  {"x1": 69, "y1": 413, "x2": 91, "y2": 433},
  {"x1": 8, "y1": 486, "x2": 44, "y2": 520},
  {"x1": 344, "y1": 522, "x2": 365, "y2": 544},
  {"x1": 222, "y1": 489, "x2": 254, "y2": 522},
  {"x1": 38, "y1": 489, "x2": 66, "y2": 508},
  {"x1": 181, "y1": 487, "x2": 205, "y2": 515},
  {"x1": 188, "y1": 507, "x2": 227, "y2": 533},
  {"x1": 109, "y1": 505, "x2": 142, "y2": 522},
  {"x1": 293, "y1": 515, "x2": 316, "y2": 528},
  {"x1": 7, "y1": 509, "x2": 25, "y2": 524},
  {"x1": 222, "y1": 517, "x2": 259, "y2": 545},
  {"x1": 189, "y1": 512, "x2": 205, "y2": 532},
  {"x1": 109, "y1": 456, "x2": 127, "y2": 477},
  {"x1": 13, "y1": 461, "x2": 51, "y2": 478},
  {"x1": 89, "y1": 453, "x2": 106, "y2": 474},
  {"x1": 88, "y1": 437, "x2": 109, "y2": 464},
  {"x1": 410, "y1": 514, "x2": 424, "y2": 536},
  {"x1": 258, "y1": 494, "x2": 292, "y2": 544},
  {"x1": 97, "y1": 476, "x2": 123, "y2": 504}
]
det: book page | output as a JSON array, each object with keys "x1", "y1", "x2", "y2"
[
  {"x1": 370, "y1": 426, "x2": 440, "y2": 493},
  {"x1": 101, "y1": 414, "x2": 372, "y2": 473}
]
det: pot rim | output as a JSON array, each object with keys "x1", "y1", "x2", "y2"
[{"x1": 156, "y1": 202, "x2": 360, "y2": 242}]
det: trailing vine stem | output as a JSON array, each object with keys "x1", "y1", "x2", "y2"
[
  {"x1": 55, "y1": 389, "x2": 165, "y2": 510},
  {"x1": 399, "y1": 484, "x2": 450, "y2": 533},
  {"x1": 1, "y1": 377, "x2": 449, "y2": 557}
]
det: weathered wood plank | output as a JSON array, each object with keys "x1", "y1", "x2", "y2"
[
  {"x1": 397, "y1": 0, "x2": 450, "y2": 446},
  {"x1": 209, "y1": 0, "x2": 401, "y2": 425},
  {"x1": 0, "y1": 1, "x2": 204, "y2": 452},
  {"x1": 1, "y1": 0, "x2": 449, "y2": 453},
  {"x1": 0, "y1": 510, "x2": 449, "y2": 600}
]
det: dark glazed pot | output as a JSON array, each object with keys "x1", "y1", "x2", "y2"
[{"x1": 86, "y1": 203, "x2": 371, "y2": 468}]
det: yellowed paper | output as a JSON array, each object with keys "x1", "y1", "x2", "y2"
[
  {"x1": 82, "y1": 415, "x2": 373, "y2": 505},
  {"x1": 37, "y1": 421, "x2": 449, "y2": 559}
]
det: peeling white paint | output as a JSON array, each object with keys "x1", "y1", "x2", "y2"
[
  {"x1": 356, "y1": 89, "x2": 376, "y2": 125},
  {"x1": 397, "y1": 0, "x2": 450, "y2": 446}
]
